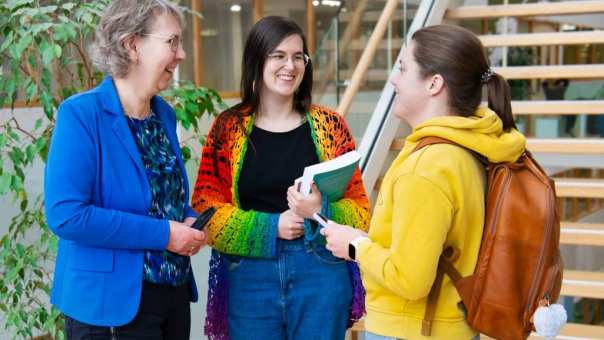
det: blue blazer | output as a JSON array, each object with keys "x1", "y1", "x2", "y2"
[{"x1": 44, "y1": 77, "x2": 198, "y2": 326}]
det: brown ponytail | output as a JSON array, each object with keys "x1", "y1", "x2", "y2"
[
  {"x1": 412, "y1": 25, "x2": 517, "y2": 131},
  {"x1": 486, "y1": 73, "x2": 516, "y2": 130}
]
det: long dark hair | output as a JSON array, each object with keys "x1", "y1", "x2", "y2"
[
  {"x1": 240, "y1": 15, "x2": 313, "y2": 115},
  {"x1": 209, "y1": 16, "x2": 313, "y2": 176},
  {"x1": 411, "y1": 25, "x2": 516, "y2": 130}
]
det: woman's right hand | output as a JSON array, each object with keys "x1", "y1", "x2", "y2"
[
  {"x1": 278, "y1": 209, "x2": 304, "y2": 240},
  {"x1": 167, "y1": 220, "x2": 207, "y2": 256}
]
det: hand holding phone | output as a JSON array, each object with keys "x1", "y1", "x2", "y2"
[
  {"x1": 312, "y1": 212, "x2": 330, "y2": 228},
  {"x1": 191, "y1": 207, "x2": 216, "y2": 231}
]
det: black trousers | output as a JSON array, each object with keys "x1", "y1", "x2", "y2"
[{"x1": 64, "y1": 281, "x2": 191, "y2": 340}]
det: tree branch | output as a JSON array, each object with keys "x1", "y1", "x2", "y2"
[
  {"x1": 72, "y1": 33, "x2": 93, "y2": 88},
  {"x1": 9, "y1": 117, "x2": 38, "y2": 141}
]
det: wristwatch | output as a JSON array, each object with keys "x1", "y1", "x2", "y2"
[
  {"x1": 348, "y1": 243, "x2": 356, "y2": 261},
  {"x1": 349, "y1": 236, "x2": 370, "y2": 261}
]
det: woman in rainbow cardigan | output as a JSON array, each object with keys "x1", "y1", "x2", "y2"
[{"x1": 191, "y1": 16, "x2": 370, "y2": 340}]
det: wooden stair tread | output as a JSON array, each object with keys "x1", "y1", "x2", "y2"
[
  {"x1": 562, "y1": 270, "x2": 604, "y2": 299},
  {"x1": 336, "y1": 65, "x2": 604, "y2": 82},
  {"x1": 494, "y1": 64, "x2": 604, "y2": 80},
  {"x1": 560, "y1": 222, "x2": 604, "y2": 246},
  {"x1": 345, "y1": 100, "x2": 604, "y2": 116},
  {"x1": 479, "y1": 30, "x2": 604, "y2": 48},
  {"x1": 445, "y1": 1, "x2": 604, "y2": 19},
  {"x1": 527, "y1": 139, "x2": 604, "y2": 154},
  {"x1": 511, "y1": 100, "x2": 604, "y2": 115},
  {"x1": 555, "y1": 178, "x2": 604, "y2": 198}
]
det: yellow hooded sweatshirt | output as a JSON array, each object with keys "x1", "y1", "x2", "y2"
[{"x1": 357, "y1": 107, "x2": 526, "y2": 340}]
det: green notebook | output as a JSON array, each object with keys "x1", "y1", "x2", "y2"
[{"x1": 297, "y1": 150, "x2": 360, "y2": 202}]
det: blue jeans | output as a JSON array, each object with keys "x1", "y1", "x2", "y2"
[
  {"x1": 226, "y1": 238, "x2": 352, "y2": 340},
  {"x1": 365, "y1": 332, "x2": 399, "y2": 340},
  {"x1": 365, "y1": 331, "x2": 481, "y2": 340}
]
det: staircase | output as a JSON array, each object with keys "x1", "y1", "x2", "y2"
[{"x1": 336, "y1": 1, "x2": 604, "y2": 339}]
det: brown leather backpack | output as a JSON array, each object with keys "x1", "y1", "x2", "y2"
[{"x1": 415, "y1": 137, "x2": 563, "y2": 340}]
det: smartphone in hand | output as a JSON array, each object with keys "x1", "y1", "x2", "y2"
[
  {"x1": 312, "y1": 212, "x2": 330, "y2": 228},
  {"x1": 191, "y1": 207, "x2": 216, "y2": 231}
]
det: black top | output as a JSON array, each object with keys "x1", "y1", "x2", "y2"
[{"x1": 238, "y1": 121, "x2": 319, "y2": 213}]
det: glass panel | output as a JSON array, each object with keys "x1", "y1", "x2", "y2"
[
  {"x1": 332, "y1": 0, "x2": 416, "y2": 142},
  {"x1": 179, "y1": 0, "x2": 254, "y2": 92}
]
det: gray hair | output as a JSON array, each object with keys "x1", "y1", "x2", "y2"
[{"x1": 90, "y1": 0, "x2": 184, "y2": 78}]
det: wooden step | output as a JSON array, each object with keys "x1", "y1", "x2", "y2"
[
  {"x1": 562, "y1": 270, "x2": 604, "y2": 299},
  {"x1": 479, "y1": 30, "x2": 604, "y2": 48},
  {"x1": 511, "y1": 100, "x2": 604, "y2": 115},
  {"x1": 527, "y1": 323, "x2": 604, "y2": 340},
  {"x1": 494, "y1": 64, "x2": 604, "y2": 80},
  {"x1": 555, "y1": 178, "x2": 604, "y2": 198},
  {"x1": 348, "y1": 100, "x2": 604, "y2": 115},
  {"x1": 390, "y1": 138, "x2": 604, "y2": 154},
  {"x1": 351, "y1": 320, "x2": 604, "y2": 339},
  {"x1": 527, "y1": 138, "x2": 604, "y2": 154},
  {"x1": 560, "y1": 222, "x2": 604, "y2": 246},
  {"x1": 445, "y1": 1, "x2": 604, "y2": 19},
  {"x1": 336, "y1": 65, "x2": 604, "y2": 82},
  {"x1": 486, "y1": 323, "x2": 604, "y2": 339},
  {"x1": 374, "y1": 177, "x2": 604, "y2": 198}
]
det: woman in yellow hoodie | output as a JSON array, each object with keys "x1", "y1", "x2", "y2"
[{"x1": 320, "y1": 25, "x2": 526, "y2": 340}]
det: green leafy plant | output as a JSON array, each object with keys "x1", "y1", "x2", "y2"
[
  {"x1": 0, "y1": 1, "x2": 224, "y2": 338},
  {"x1": 162, "y1": 83, "x2": 226, "y2": 162}
]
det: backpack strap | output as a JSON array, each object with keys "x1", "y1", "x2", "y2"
[
  {"x1": 413, "y1": 136, "x2": 459, "y2": 153},
  {"x1": 414, "y1": 137, "x2": 485, "y2": 336},
  {"x1": 422, "y1": 246, "x2": 462, "y2": 336},
  {"x1": 412, "y1": 136, "x2": 488, "y2": 166}
]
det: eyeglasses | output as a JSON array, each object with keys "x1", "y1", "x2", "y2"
[
  {"x1": 143, "y1": 33, "x2": 183, "y2": 53},
  {"x1": 267, "y1": 52, "x2": 310, "y2": 67}
]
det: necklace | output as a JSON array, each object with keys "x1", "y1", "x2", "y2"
[{"x1": 125, "y1": 111, "x2": 152, "y2": 121}]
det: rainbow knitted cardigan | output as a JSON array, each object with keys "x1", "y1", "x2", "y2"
[{"x1": 191, "y1": 104, "x2": 370, "y2": 340}]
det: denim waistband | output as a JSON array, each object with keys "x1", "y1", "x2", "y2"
[{"x1": 278, "y1": 237, "x2": 307, "y2": 252}]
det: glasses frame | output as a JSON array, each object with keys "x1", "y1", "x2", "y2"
[
  {"x1": 266, "y1": 52, "x2": 311, "y2": 67},
  {"x1": 142, "y1": 33, "x2": 183, "y2": 53}
]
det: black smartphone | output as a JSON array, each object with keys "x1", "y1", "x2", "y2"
[{"x1": 191, "y1": 207, "x2": 216, "y2": 231}]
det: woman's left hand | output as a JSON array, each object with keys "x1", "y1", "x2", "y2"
[
  {"x1": 287, "y1": 183, "x2": 322, "y2": 219},
  {"x1": 320, "y1": 221, "x2": 367, "y2": 260}
]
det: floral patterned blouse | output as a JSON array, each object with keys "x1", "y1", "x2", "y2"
[{"x1": 127, "y1": 112, "x2": 191, "y2": 286}]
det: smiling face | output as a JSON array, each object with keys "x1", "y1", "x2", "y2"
[
  {"x1": 131, "y1": 12, "x2": 185, "y2": 94},
  {"x1": 260, "y1": 34, "x2": 307, "y2": 101}
]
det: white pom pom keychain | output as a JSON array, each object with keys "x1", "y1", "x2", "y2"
[{"x1": 533, "y1": 297, "x2": 567, "y2": 339}]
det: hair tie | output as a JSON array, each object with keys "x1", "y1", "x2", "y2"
[{"x1": 481, "y1": 68, "x2": 494, "y2": 84}]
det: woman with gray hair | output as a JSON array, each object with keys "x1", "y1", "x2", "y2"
[{"x1": 44, "y1": 1, "x2": 205, "y2": 339}]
